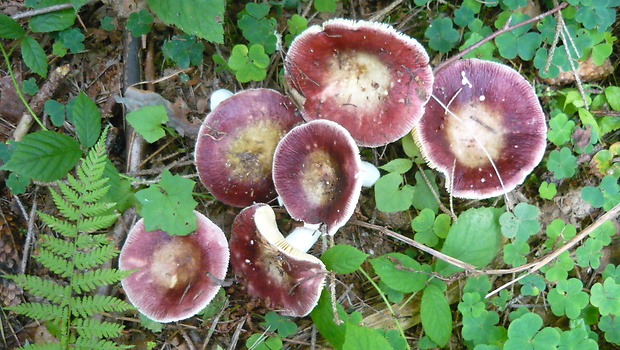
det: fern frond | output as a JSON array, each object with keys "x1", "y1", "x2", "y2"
[
  {"x1": 75, "y1": 234, "x2": 110, "y2": 249},
  {"x1": 39, "y1": 235, "x2": 75, "y2": 258},
  {"x1": 34, "y1": 249, "x2": 72, "y2": 278},
  {"x1": 73, "y1": 245, "x2": 118, "y2": 270},
  {"x1": 4, "y1": 275, "x2": 70, "y2": 304},
  {"x1": 80, "y1": 184, "x2": 111, "y2": 204},
  {"x1": 38, "y1": 212, "x2": 78, "y2": 237},
  {"x1": 79, "y1": 201, "x2": 116, "y2": 218},
  {"x1": 78, "y1": 144, "x2": 108, "y2": 181},
  {"x1": 71, "y1": 269, "x2": 131, "y2": 294},
  {"x1": 74, "y1": 337, "x2": 133, "y2": 350},
  {"x1": 53, "y1": 182, "x2": 81, "y2": 221},
  {"x1": 71, "y1": 295, "x2": 132, "y2": 318},
  {"x1": 72, "y1": 318, "x2": 125, "y2": 339},
  {"x1": 6, "y1": 302, "x2": 67, "y2": 322},
  {"x1": 18, "y1": 342, "x2": 64, "y2": 350},
  {"x1": 77, "y1": 214, "x2": 119, "y2": 234}
]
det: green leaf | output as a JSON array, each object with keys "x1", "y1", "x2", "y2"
[
  {"x1": 58, "y1": 27, "x2": 85, "y2": 53},
  {"x1": 374, "y1": 172, "x2": 413, "y2": 213},
  {"x1": 436, "y1": 207, "x2": 503, "y2": 276},
  {"x1": 599, "y1": 315, "x2": 620, "y2": 344},
  {"x1": 237, "y1": 3, "x2": 278, "y2": 54},
  {"x1": 45, "y1": 99, "x2": 66, "y2": 127},
  {"x1": 538, "y1": 182, "x2": 557, "y2": 200},
  {"x1": 503, "y1": 240, "x2": 528, "y2": 267},
  {"x1": 135, "y1": 169, "x2": 198, "y2": 236},
  {"x1": 146, "y1": 0, "x2": 225, "y2": 43},
  {"x1": 411, "y1": 170, "x2": 440, "y2": 214},
  {"x1": 343, "y1": 323, "x2": 392, "y2": 350},
  {"x1": 29, "y1": 6, "x2": 76, "y2": 33},
  {"x1": 321, "y1": 245, "x2": 368, "y2": 274},
  {"x1": 228, "y1": 44, "x2": 269, "y2": 83},
  {"x1": 369, "y1": 253, "x2": 430, "y2": 293},
  {"x1": 21, "y1": 35, "x2": 48, "y2": 78},
  {"x1": 499, "y1": 203, "x2": 540, "y2": 241},
  {"x1": 590, "y1": 277, "x2": 620, "y2": 316},
  {"x1": 519, "y1": 273, "x2": 546, "y2": 296},
  {"x1": 6, "y1": 172, "x2": 30, "y2": 195},
  {"x1": 420, "y1": 285, "x2": 452, "y2": 347},
  {"x1": 543, "y1": 251, "x2": 574, "y2": 282},
  {"x1": 425, "y1": 17, "x2": 459, "y2": 53},
  {"x1": 547, "y1": 113, "x2": 575, "y2": 146},
  {"x1": 100, "y1": 16, "x2": 115, "y2": 31},
  {"x1": 21, "y1": 77, "x2": 39, "y2": 95},
  {"x1": 547, "y1": 147, "x2": 577, "y2": 179},
  {"x1": 379, "y1": 158, "x2": 412, "y2": 174},
  {"x1": 126, "y1": 105, "x2": 169, "y2": 143},
  {"x1": 505, "y1": 312, "x2": 560, "y2": 350},
  {"x1": 547, "y1": 278, "x2": 589, "y2": 319},
  {"x1": 314, "y1": 0, "x2": 337, "y2": 12},
  {"x1": 162, "y1": 34, "x2": 205, "y2": 69},
  {"x1": 310, "y1": 289, "x2": 349, "y2": 349},
  {"x1": 126, "y1": 9, "x2": 153, "y2": 37},
  {"x1": 576, "y1": 238, "x2": 604, "y2": 269},
  {"x1": 605, "y1": 86, "x2": 620, "y2": 111},
  {"x1": 285, "y1": 14, "x2": 308, "y2": 46},
  {"x1": 245, "y1": 334, "x2": 282, "y2": 350},
  {"x1": 261, "y1": 311, "x2": 297, "y2": 337},
  {"x1": 67, "y1": 92, "x2": 101, "y2": 148},
  {"x1": 2, "y1": 131, "x2": 81, "y2": 182},
  {"x1": 0, "y1": 13, "x2": 25, "y2": 38}
]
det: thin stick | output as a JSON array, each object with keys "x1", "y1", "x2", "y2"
[
  {"x1": 201, "y1": 297, "x2": 229, "y2": 350},
  {"x1": 433, "y1": 2, "x2": 568, "y2": 74},
  {"x1": 11, "y1": 0, "x2": 98, "y2": 20},
  {"x1": 416, "y1": 163, "x2": 457, "y2": 221},
  {"x1": 17, "y1": 195, "x2": 37, "y2": 275}
]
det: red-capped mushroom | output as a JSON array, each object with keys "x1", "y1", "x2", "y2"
[
  {"x1": 119, "y1": 211, "x2": 229, "y2": 323},
  {"x1": 273, "y1": 119, "x2": 363, "y2": 235},
  {"x1": 285, "y1": 18, "x2": 434, "y2": 147},
  {"x1": 414, "y1": 58, "x2": 547, "y2": 199},
  {"x1": 230, "y1": 204, "x2": 326, "y2": 317},
  {"x1": 195, "y1": 89, "x2": 303, "y2": 207}
]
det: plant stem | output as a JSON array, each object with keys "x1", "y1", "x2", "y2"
[
  {"x1": 433, "y1": 1, "x2": 568, "y2": 74},
  {"x1": 0, "y1": 42, "x2": 47, "y2": 131},
  {"x1": 358, "y1": 267, "x2": 410, "y2": 349}
]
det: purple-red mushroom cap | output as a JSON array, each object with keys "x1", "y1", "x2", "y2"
[
  {"x1": 414, "y1": 58, "x2": 547, "y2": 199},
  {"x1": 119, "y1": 211, "x2": 229, "y2": 323},
  {"x1": 230, "y1": 204, "x2": 326, "y2": 317},
  {"x1": 273, "y1": 119, "x2": 363, "y2": 235},
  {"x1": 284, "y1": 18, "x2": 434, "y2": 147},
  {"x1": 195, "y1": 88, "x2": 303, "y2": 207}
]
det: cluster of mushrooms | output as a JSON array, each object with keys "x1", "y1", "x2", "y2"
[{"x1": 118, "y1": 18, "x2": 547, "y2": 322}]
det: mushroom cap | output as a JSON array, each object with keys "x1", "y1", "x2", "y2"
[
  {"x1": 414, "y1": 58, "x2": 547, "y2": 199},
  {"x1": 195, "y1": 88, "x2": 303, "y2": 207},
  {"x1": 119, "y1": 211, "x2": 229, "y2": 323},
  {"x1": 284, "y1": 18, "x2": 434, "y2": 147},
  {"x1": 230, "y1": 204, "x2": 326, "y2": 317},
  {"x1": 273, "y1": 119, "x2": 363, "y2": 235}
]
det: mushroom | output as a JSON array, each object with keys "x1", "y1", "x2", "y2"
[
  {"x1": 195, "y1": 88, "x2": 304, "y2": 207},
  {"x1": 414, "y1": 58, "x2": 547, "y2": 199},
  {"x1": 273, "y1": 119, "x2": 363, "y2": 235},
  {"x1": 284, "y1": 18, "x2": 434, "y2": 147},
  {"x1": 119, "y1": 211, "x2": 229, "y2": 323},
  {"x1": 229, "y1": 203, "x2": 326, "y2": 317}
]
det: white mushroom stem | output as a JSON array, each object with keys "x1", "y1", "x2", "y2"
[
  {"x1": 285, "y1": 224, "x2": 322, "y2": 253},
  {"x1": 210, "y1": 88, "x2": 234, "y2": 110},
  {"x1": 361, "y1": 161, "x2": 380, "y2": 187}
]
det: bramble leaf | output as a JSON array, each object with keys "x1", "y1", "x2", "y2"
[
  {"x1": 146, "y1": 0, "x2": 225, "y2": 43},
  {"x1": 421, "y1": 285, "x2": 451, "y2": 347},
  {"x1": 0, "y1": 13, "x2": 25, "y2": 38},
  {"x1": 126, "y1": 105, "x2": 169, "y2": 143},
  {"x1": 21, "y1": 35, "x2": 48, "y2": 78},
  {"x1": 67, "y1": 91, "x2": 101, "y2": 148},
  {"x1": 321, "y1": 245, "x2": 368, "y2": 274},
  {"x1": 369, "y1": 253, "x2": 430, "y2": 293}
]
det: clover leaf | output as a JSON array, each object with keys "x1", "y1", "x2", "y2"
[
  {"x1": 228, "y1": 44, "x2": 270, "y2": 83},
  {"x1": 126, "y1": 9, "x2": 153, "y2": 37},
  {"x1": 505, "y1": 312, "x2": 560, "y2": 350},
  {"x1": 499, "y1": 203, "x2": 540, "y2": 241},
  {"x1": 547, "y1": 147, "x2": 578, "y2": 179},
  {"x1": 162, "y1": 34, "x2": 205, "y2": 69},
  {"x1": 547, "y1": 278, "x2": 589, "y2": 319},
  {"x1": 590, "y1": 277, "x2": 620, "y2": 316},
  {"x1": 547, "y1": 112, "x2": 575, "y2": 146},
  {"x1": 425, "y1": 17, "x2": 459, "y2": 53}
]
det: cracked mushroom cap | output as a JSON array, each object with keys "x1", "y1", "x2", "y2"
[
  {"x1": 230, "y1": 204, "x2": 326, "y2": 317},
  {"x1": 119, "y1": 211, "x2": 229, "y2": 323},
  {"x1": 284, "y1": 18, "x2": 434, "y2": 147},
  {"x1": 195, "y1": 89, "x2": 303, "y2": 207},
  {"x1": 273, "y1": 119, "x2": 363, "y2": 235},
  {"x1": 414, "y1": 58, "x2": 547, "y2": 199}
]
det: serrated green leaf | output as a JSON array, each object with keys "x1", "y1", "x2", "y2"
[
  {"x1": 3, "y1": 131, "x2": 81, "y2": 182},
  {"x1": 343, "y1": 323, "x2": 392, "y2": 350},
  {"x1": 68, "y1": 91, "x2": 101, "y2": 148},
  {"x1": 21, "y1": 35, "x2": 48, "y2": 78},
  {"x1": 146, "y1": 0, "x2": 224, "y2": 43},
  {"x1": 436, "y1": 207, "x2": 503, "y2": 276},
  {"x1": 136, "y1": 169, "x2": 198, "y2": 236},
  {"x1": 605, "y1": 86, "x2": 620, "y2": 111},
  {"x1": 29, "y1": 6, "x2": 76, "y2": 33},
  {"x1": 0, "y1": 13, "x2": 25, "y2": 38},
  {"x1": 421, "y1": 285, "x2": 452, "y2": 347},
  {"x1": 369, "y1": 253, "x2": 430, "y2": 293},
  {"x1": 379, "y1": 158, "x2": 412, "y2": 174},
  {"x1": 73, "y1": 318, "x2": 124, "y2": 339},
  {"x1": 126, "y1": 105, "x2": 169, "y2": 143},
  {"x1": 314, "y1": 0, "x2": 337, "y2": 12},
  {"x1": 321, "y1": 244, "x2": 368, "y2": 274}
]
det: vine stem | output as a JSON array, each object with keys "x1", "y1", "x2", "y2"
[
  {"x1": 0, "y1": 42, "x2": 47, "y2": 131},
  {"x1": 433, "y1": 1, "x2": 568, "y2": 74},
  {"x1": 357, "y1": 267, "x2": 410, "y2": 350}
]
